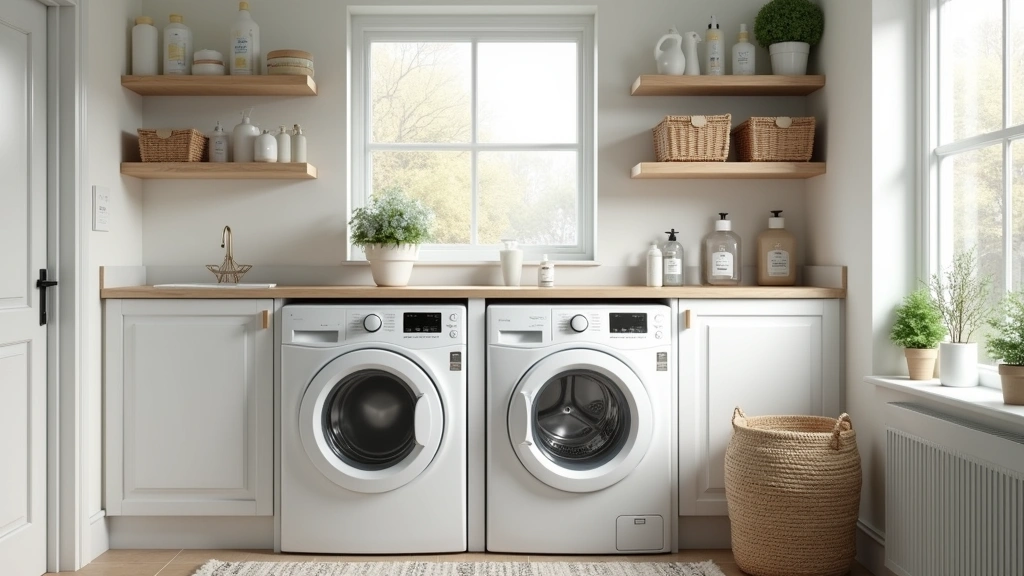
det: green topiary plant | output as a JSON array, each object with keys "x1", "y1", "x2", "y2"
[
  {"x1": 890, "y1": 289, "x2": 946, "y2": 349},
  {"x1": 754, "y1": 0, "x2": 825, "y2": 48},
  {"x1": 349, "y1": 187, "x2": 434, "y2": 247},
  {"x1": 928, "y1": 248, "x2": 993, "y2": 343},
  {"x1": 986, "y1": 290, "x2": 1024, "y2": 366}
]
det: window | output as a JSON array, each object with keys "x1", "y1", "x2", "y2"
[
  {"x1": 350, "y1": 13, "x2": 595, "y2": 262},
  {"x1": 927, "y1": 0, "x2": 1023, "y2": 370}
]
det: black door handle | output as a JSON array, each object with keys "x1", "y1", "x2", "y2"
[{"x1": 36, "y1": 269, "x2": 58, "y2": 326}]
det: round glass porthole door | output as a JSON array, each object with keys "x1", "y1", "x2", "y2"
[
  {"x1": 507, "y1": 349, "x2": 653, "y2": 493},
  {"x1": 299, "y1": 349, "x2": 443, "y2": 494}
]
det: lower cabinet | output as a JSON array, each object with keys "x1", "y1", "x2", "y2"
[
  {"x1": 677, "y1": 299, "x2": 841, "y2": 516},
  {"x1": 105, "y1": 299, "x2": 274, "y2": 516}
]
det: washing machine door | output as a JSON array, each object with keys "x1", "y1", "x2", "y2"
[
  {"x1": 507, "y1": 348, "x2": 653, "y2": 493},
  {"x1": 298, "y1": 349, "x2": 444, "y2": 493}
]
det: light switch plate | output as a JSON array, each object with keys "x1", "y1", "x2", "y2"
[{"x1": 93, "y1": 185, "x2": 110, "y2": 232}]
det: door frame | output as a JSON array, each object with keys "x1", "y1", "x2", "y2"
[{"x1": 37, "y1": 0, "x2": 84, "y2": 572}]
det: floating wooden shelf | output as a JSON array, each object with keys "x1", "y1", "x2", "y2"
[
  {"x1": 631, "y1": 75, "x2": 825, "y2": 96},
  {"x1": 121, "y1": 75, "x2": 317, "y2": 96},
  {"x1": 120, "y1": 162, "x2": 318, "y2": 180},
  {"x1": 631, "y1": 162, "x2": 826, "y2": 180}
]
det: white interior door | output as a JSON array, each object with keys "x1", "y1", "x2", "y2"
[{"x1": 0, "y1": 0, "x2": 48, "y2": 575}]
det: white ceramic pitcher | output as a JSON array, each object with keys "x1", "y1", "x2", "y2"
[{"x1": 654, "y1": 27, "x2": 686, "y2": 75}]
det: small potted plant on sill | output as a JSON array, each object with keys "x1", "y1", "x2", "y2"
[
  {"x1": 890, "y1": 289, "x2": 946, "y2": 380},
  {"x1": 754, "y1": 0, "x2": 825, "y2": 75},
  {"x1": 929, "y1": 248, "x2": 992, "y2": 388},
  {"x1": 349, "y1": 187, "x2": 434, "y2": 287},
  {"x1": 985, "y1": 289, "x2": 1024, "y2": 405}
]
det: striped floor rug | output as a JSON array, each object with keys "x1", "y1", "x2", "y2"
[{"x1": 193, "y1": 560, "x2": 726, "y2": 576}]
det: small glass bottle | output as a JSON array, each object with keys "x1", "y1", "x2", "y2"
[
  {"x1": 538, "y1": 254, "x2": 555, "y2": 287},
  {"x1": 209, "y1": 122, "x2": 230, "y2": 162},
  {"x1": 703, "y1": 213, "x2": 741, "y2": 285},
  {"x1": 276, "y1": 125, "x2": 292, "y2": 163},
  {"x1": 292, "y1": 124, "x2": 307, "y2": 162},
  {"x1": 662, "y1": 228, "x2": 684, "y2": 286}
]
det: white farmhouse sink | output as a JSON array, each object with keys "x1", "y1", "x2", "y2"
[{"x1": 153, "y1": 283, "x2": 277, "y2": 289}]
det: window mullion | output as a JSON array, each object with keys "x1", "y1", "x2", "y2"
[
  {"x1": 1005, "y1": 139, "x2": 1014, "y2": 291},
  {"x1": 1004, "y1": 0, "x2": 1012, "y2": 130},
  {"x1": 470, "y1": 39, "x2": 479, "y2": 246}
]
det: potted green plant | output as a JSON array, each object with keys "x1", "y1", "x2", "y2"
[
  {"x1": 929, "y1": 248, "x2": 992, "y2": 388},
  {"x1": 890, "y1": 289, "x2": 946, "y2": 380},
  {"x1": 985, "y1": 289, "x2": 1024, "y2": 405},
  {"x1": 753, "y1": 0, "x2": 825, "y2": 75},
  {"x1": 348, "y1": 188, "x2": 433, "y2": 287}
]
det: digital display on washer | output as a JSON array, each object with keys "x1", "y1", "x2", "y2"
[
  {"x1": 609, "y1": 312, "x2": 647, "y2": 333},
  {"x1": 404, "y1": 312, "x2": 442, "y2": 333}
]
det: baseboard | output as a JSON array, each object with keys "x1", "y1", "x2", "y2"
[
  {"x1": 86, "y1": 511, "x2": 109, "y2": 565},
  {"x1": 856, "y1": 520, "x2": 893, "y2": 576},
  {"x1": 677, "y1": 517, "x2": 731, "y2": 549},
  {"x1": 108, "y1": 517, "x2": 274, "y2": 549}
]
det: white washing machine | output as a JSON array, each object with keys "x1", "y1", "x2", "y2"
[
  {"x1": 280, "y1": 304, "x2": 467, "y2": 553},
  {"x1": 486, "y1": 304, "x2": 673, "y2": 554}
]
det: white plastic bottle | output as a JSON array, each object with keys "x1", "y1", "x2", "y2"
[
  {"x1": 646, "y1": 242, "x2": 663, "y2": 287},
  {"x1": 538, "y1": 254, "x2": 555, "y2": 287},
  {"x1": 230, "y1": 2, "x2": 261, "y2": 75},
  {"x1": 163, "y1": 14, "x2": 192, "y2": 75},
  {"x1": 662, "y1": 228, "x2": 684, "y2": 286},
  {"x1": 292, "y1": 124, "x2": 307, "y2": 162},
  {"x1": 705, "y1": 16, "x2": 724, "y2": 76},
  {"x1": 732, "y1": 23, "x2": 756, "y2": 75},
  {"x1": 254, "y1": 130, "x2": 278, "y2": 162},
  {"x1": 209, "y1": 122, "x2": 230, "y2": 162},
  {"x1": 276, "y1": 126, "x2": 292, "y2": 162},
  {"x1": 232, "y1": 109, "x2": 260, "y2": 162},
  {"x1": 131, "y1": 16, "x2": 158, "y2": 75}
]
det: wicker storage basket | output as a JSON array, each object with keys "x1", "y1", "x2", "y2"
[
  {"x1": 138, "y1": 128, "x2": 207, "y2": 162},
  {"x1": 732, "y1": 116, "x2": 815, "y2": 161},
  {"x1": 653, "y1": 114, "x2": 731, "y2": 162},
  {"x1": 725, "y1": 408, "x2": 862, "y2": 576}
]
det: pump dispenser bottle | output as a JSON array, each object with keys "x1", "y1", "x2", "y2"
[
  {"x1": 662, "y1": 228, "x2": 684, "y2": 286},
  {"x1": 703, "y1": 213, "x2": 741, "y2": 285},
  {"x1": 732, "y1": 24, "x2": 755, "y2": 75},
  {"x1": 757, "y1": 210, "x2": 797, "y2": 286},
  {"x1": 705, "y1": 16, "x2": 724, "y2": 76}
]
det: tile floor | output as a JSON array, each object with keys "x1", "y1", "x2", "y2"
[{"x1": 49, "y1": 549, "x2": 875, "y2": 575}]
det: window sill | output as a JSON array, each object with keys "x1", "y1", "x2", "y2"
[{"x1": 865, "y1": 375, "x2": 1024, "y2": 428}]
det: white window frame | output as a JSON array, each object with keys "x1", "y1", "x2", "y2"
[
  {"x1": 922, "y1": 0, "x2": 1022, "y2": 388},
  {"x1": 348, "y1": 13, "x2": 596, "y2": 263}
]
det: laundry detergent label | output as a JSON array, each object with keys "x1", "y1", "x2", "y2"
[
  {"x1": 450, "y1": 351, "x2": 462, "y2": 371},
  {"x1": 656, "y1": 351, "x2": 668, "y2": 372}
]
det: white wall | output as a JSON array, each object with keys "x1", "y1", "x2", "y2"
[
  {"x1": 135, "y1": 0, "x2": 812, "y2": 286},
  {"x1": 84, "y1": 0, "x2": 144, "y2": 560}
]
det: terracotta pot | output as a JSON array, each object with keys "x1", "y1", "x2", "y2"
[
  {"x1": 362, "y1": 243, "x2": 419, "y2": 287},
  {"x1": 904, "y1": 348, "x2": 937, "y2": 380},
  {"x1": 997, "y1": 364, "x2": 1024, "y2": 405}
]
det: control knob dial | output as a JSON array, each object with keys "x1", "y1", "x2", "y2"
[
  {"x1": 363, "y1": 314, "x2": 382, "y2": 333},
  {"x1": 570, "y1": 314, "x2": 589, "y2": 333}
]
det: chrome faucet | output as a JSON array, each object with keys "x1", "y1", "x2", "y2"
[{"x1": 221, "y1": 225, "x2": 234, "y2": 262}]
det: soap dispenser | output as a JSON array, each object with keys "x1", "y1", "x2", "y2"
[
  {"x1": 757, "y1": 210, "x2": 797, "y2": 286},
  {"x1": 703, "y1": 213, "x2": 741, "y2": 285},
  {"x1": 662, "y1": 228, "x2": 684, "y2": 286}
]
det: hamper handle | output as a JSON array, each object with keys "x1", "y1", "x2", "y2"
[
  {"x1": 829, "y1": 413, "x2": 854, "y2": 450},
  {"x1": 732, "y1": 407, "x2": 747, "y2": 425}
]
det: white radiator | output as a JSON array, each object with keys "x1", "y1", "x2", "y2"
[{"x1": 885, "y1": 402, "x2": 1024, "y2": 576}]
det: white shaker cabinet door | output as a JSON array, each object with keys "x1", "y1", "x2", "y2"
[
  {"x1": 677, "y1": 299, "x2": 841, "y2": 516},
  {"x1": 105, "y1": 299, "x2": 274, "y2": 516}
]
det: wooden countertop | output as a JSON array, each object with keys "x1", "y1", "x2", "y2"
[{"x1": 100, "y1": 284, "x2": 846, "y2": 299}]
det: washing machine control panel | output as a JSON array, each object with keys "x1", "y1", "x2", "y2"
[
  {"x1": 551, "y1": 307, "x2": 669, "y2": 347},
  {"x1": 282, "y1": 305, "x2": 465, "y2": 347}
]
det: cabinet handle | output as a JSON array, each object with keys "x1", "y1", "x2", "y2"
[
  {"x1": 261, "y1": 310, "x2": 270, "y2": 330},
  {"x1": 684, "y1": 309, "x2": 691, "y2": 330}
]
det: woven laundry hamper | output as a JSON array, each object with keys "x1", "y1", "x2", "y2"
[{"x1": 725, "y1": 408, "x2": 862, "y2": 576}]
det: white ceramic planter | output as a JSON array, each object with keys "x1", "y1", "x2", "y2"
[
  {"x1": 938, "y1": 342, "x2": 979, "y2": 388},
  {"x1": 769, "y1": 41, "x2": 810, "y2": 75},
  {"x1": 363, "y1": 243, "x2": 420, "y2": 287}
]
